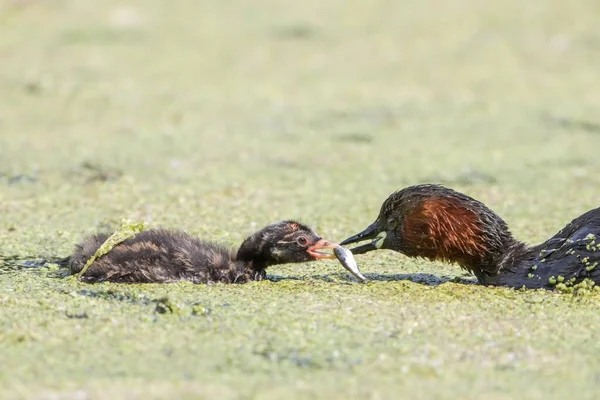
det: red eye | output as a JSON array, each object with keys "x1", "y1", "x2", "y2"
[{"x1": 297, "y1": 236, "x2": 308, "y2": 246}]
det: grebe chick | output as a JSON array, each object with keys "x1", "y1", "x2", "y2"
[
  {"x1": 70, "y1": 220, "x2": 339, "y2": 284},
  {"x1": 340, "y1": 184, "x2": 600, "y2": 289}
]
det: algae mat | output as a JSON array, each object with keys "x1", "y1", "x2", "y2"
[{"x1": 1, "y1": 0, "x2": 600, "y2": 398}]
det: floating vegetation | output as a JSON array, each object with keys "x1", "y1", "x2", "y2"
[
  {"x1": 554, "y1": 278, "x2": 598, "y2": 295},
  {"x1": 77, "y1": 219, "x2": 147, "y2": 279}
]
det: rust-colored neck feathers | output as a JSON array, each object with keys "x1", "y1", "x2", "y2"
[{"x1": 402, "y1": 197, "x2": 488, "y2": 270}]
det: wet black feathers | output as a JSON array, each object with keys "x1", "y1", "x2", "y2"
[
  {"x1": 69, "y1": 229, "x2": 244, "y2": 284},
  {"x1": 497, "y1": 207, "x2": 600, "y2": 289}
]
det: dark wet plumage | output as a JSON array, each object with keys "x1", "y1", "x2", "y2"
[
  {"x1": 70, "y1": 220, "x2": 337, "y2": 284},
  {"x1": 340, "y1": 184, "x2": 600, "y2": 289}
]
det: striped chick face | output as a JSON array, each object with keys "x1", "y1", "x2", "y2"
[{"x1": 263, "y1": 220, "x2": 338, "y2": 263}]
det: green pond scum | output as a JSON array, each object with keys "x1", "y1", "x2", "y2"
[
  {"x1": 2, "y1": 0, "x2": 600, "y2": 399},
  {"x1": 77, "y1": 219, "x2": 147, "y2": 278}
]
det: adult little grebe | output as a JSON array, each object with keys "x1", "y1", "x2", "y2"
[
  {"x1": 70, "y1": 220, "x2": 340, "y2": 284},
  {"x1": 340, "y1": 184, "x2": 600, "y2": 289}
]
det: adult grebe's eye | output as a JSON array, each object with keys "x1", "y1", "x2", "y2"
[
  {"x1": 388, "y1": 218, "x2": 398, "y2": 229},
  {"x1": 296, "y1": 236, "x2": 308, "y2": 246}
]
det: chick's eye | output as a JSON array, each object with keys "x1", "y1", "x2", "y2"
[
  {"x1": 296, "y1": 236, "x2": 308, "y2": 246},
  {"x1": 388, "y1": 218, "x2": 398, "y2": 229}
]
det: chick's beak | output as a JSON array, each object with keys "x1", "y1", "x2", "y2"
[
  {"x1": 339, "y1": 221, "x2": 386, "y2": 255},
  {"x1": 307, "y1": 239, "x2": 339, "y2": 259}
]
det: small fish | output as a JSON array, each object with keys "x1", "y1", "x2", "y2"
[{"x1": 334, "y1": 246, "x2": 368, "y2": 283}]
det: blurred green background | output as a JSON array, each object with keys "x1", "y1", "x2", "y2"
[{"x1": 1, "y1": 0, "x2": 600, "y2": 399}]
